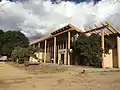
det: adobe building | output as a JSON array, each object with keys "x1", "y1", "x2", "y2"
[{"x1": 30, "y1": 22, "x2": 120, "y2": 68}]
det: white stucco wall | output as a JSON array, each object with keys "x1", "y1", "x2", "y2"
[{"x1": 104, "y1": 49, "x2": 113, "y2": 68}]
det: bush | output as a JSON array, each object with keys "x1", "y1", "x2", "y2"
[
  {"x1": 11, "y1": 46, "x2": 37, "y2": 63},
  {"x1": 72, "y1": 33, "x2": 113, "y2": 67}
]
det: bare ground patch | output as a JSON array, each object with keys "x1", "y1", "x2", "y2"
[
  {"x1": 3, "y1": 62, "x2": 120, "y2": 90},
  {"x1": 7, "y1": 62, "x2": 67, "y2": 74},
  {"x1": 0, "y1": 80, "x2": 10, "y2": 88}
]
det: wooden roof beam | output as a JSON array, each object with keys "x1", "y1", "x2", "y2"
[
  {"x1": 101, "y1": 22, "x2": 115, "y2": 34},
  {"x1": 30, "y1": 24, "x2": 82, "y2": 45},
  {"x1": 68, "y1": 24, "x2": 83, "y2": 33},
  {"x1": 51, "y1": 25, "x2": 71, "y2": 35},
  {"x1": 93, "y1": 26, "x2": 98, "y2": 34},
  {"x1": 96, "y1": 24, "x2": 109, "y2": 36},
  {"x1": 104, "y1": 31, "x2": 109, "y2": 36},
  {"x1": 83, "y1": 24, "x2": 108, "y2": 34},
  {"x1": 89, "y1": 26, "x2": 95, "y2": 34},
  {"x1": 88, "y1": 26, "x2": 94, "y2": 34},
  {"x1": 105, "y1": 21, "x2": 120, "y2": 34}
]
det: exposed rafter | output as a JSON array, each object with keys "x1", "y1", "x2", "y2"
[
  {"x1": 83, "y1": 24, "x2": 108, "y2": 34},
  {"x1": 101, "y1": 23, "x2": 115, "y2": 35},
  {"x1": 95, "y1": 24, "x2": 108, "y2": 36},
  {"x1": 30, "y1": 24, "x2": 82, "y2": 45},
  {"x1": 105, "y1": 21, "x2": 120, "y2": 34},
  {"x1": 83, "y1": 21, "x2": 120, "y2": 37},
  {"x1": 30, "y1": 22, "x2": 120, "y2": 46}
]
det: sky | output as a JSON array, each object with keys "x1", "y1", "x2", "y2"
[
  {"x1": 0, "y1": 0, "x2": 120, "y2": 41},
  {"x1": 9, "y1": 0, "x2": 101, "y2": 3}
]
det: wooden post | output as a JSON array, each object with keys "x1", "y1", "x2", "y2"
[
  {"x1": 66, "y1": 40, "x2": 67, "y2": 49},
  {"x1": 117, "y1": 36, "x2": 120, "y2": 68},
  {"x1": 60, "y1": 41, "x2": 62, "y2": 49},
  {"x1": 95, "y1": 24, "x2": 105, "y2": 68},
  {"x1": 54, "y1": 37, "x2": 56, "y2": 64},
  {"x1": 44, "y1": 40, "x2": 47, "y2": 63},
  {"x1": 68, "y1": 31, "x2": 71, "y2": 65},
  {"x1": 33, "y1": 44, "x2": 35, "y2": 48},
  {"x1": 63, "y1": 41, "x2": 65, "y2": 49},
  {"x1": 37, "y1": 43, "x2": 40, "y2": 59},
  {"x1": 58, "y1": 41, "x2": 60, "y2": 50},
  {"x1": 101, "y1": 28, "x2": 105, "y2": 68},
  {"x1": 47, "y1": 43, "x2": 49, "y2": 53},
  {"x1": 38, "y1": 43, "x2": 40, "y2": 48},
  {"x1": 50, "y1": 46, "x2": 51, "y2": 55},
  {"x1": 52, "y1": 45, "x2": 53, "y2": 57}
]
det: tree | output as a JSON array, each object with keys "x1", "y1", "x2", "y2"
[
  {"x1": 0, "y1": 29, "x2": 29, "y2": 57},
  {"x1": 11, "y1": 46, "x2": 37, "y2": 63},
  {"x1": 72, "y1": 33, "x2": 113, "y2": 67},
  {"x1": 0, "y1": 30, "x2": 4, "y2": 55},
  {"x1": 2, "y1": 31, "x2": 29, "y2": 57}
]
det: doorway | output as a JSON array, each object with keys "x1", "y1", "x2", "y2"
[{"x1": 61, "y1": 54, "x2": 64, "y2": 64}]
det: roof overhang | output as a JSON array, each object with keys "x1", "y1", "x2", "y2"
[
  {"x1": 29, "y1": 24, "x2": 82, "y2": 45},
  {"x1": 83, "y1": 21, "x2": 120, "y2": 36},
  {"x1": 30, "y1": 21, "x2": 120, "y2": 45}
]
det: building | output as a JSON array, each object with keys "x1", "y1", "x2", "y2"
[{"x1": 30, "y1": 22, "x2": 120, "y2": 68}]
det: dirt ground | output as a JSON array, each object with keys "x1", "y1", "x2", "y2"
[{"x1": 0, "y1": 62, "x2": 120, "y2": 90}]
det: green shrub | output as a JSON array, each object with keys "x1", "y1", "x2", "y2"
[
  {"x1": 72, "y1": 33, "x2": 113, "y2": 67},
  {"x1": 11, "y1": 46, "x2": 37, "y2": 63}
]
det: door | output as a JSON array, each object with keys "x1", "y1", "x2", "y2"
[{"x1": 61, "y1": 54, "x2": 64, "y2": 64}]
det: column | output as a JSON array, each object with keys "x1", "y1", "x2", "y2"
[
  {"x1": 64, "y1": 41, "x2": 67, "y2": 65},
  {"x1": 57, "y1": 42, "x2": 60, "y2": 65},
  {"x1": 37, "y1": 43, "x2": 40, "y2": 59},
  {"x1": 60, "y1": 41, "x2": 62, "y2": 49},
  {"x1": 48, "y1": 43, "x2": 50, "y2": 62},
  {"x1": 38, "y1": 43, "x2": 40, "y2": 48},
  {"x1": 52, "y1": 45, "x2": 53, "y2": 58},
  {"x1": 54, "y1": 37, "x2": 56, "y2": 64},
  {"x1": 101, "y1": 28, "x2": 105, "y2": 68},
  {"x1": 50, "y1": 45, "x2": 51, "y2": 56},
  {"x1": 117, "y1": 36, "x2": 120, "y2": 68},
  {"x1": 65, "y1": 40, "x2": 67, "y2": 64},
  {"x1": 66, "y1": 40, "x2": 67, "y2": 49},
  {"x1": 63, "y1": 41, "x2": 65, "y2": 49},
  {"x1": 58, "y1": 41, "x2": 60, "y2": 50},
  {"x1": 47, "y1": 43, "x2": 49, "y2": 53},
  {"x1": 33, "y1": 44, "x2": 35, "y2": 48},
  {"x1": 44, "y1": 40, "x2": 47, "y2": 63},
  {"x1": 68, "y1": 31, "x2": 71, "y2": 65}
]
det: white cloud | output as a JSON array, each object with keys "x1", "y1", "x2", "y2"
[{"x1": 0, "y1": 0, "x2": 120, "y2": 41}]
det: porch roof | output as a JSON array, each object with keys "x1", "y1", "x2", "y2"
[
  {"x1": 30, "y1": 21, "x2": 120, "y2": 45},
  {"x1": 29, "y1": 24, "x2": 82, "y2": 45}
]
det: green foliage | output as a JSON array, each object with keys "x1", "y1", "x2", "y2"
[
  {"x1": 0, "y1": 30, "x2": 29, "y2": 57},
  {"x1": 0, "y1": 30, "x2": 4, "y2": 55},
  {"x1": 72, "y1": 33, "x2": 113, "y2": 67},
  {"x1": 104, "y1": 38, "x2": 114, "y2": 54},
  {"x1": 11, "y1": 46, "x2": 37, "y2": 63}
]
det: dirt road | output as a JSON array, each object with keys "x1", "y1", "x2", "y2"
[{"x1": 0, "y1": 62, "x2": 120, "y2": 90}]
